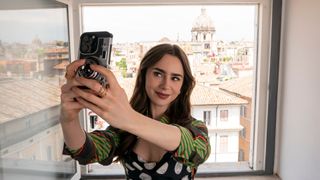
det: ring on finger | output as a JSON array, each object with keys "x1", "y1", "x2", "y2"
[{"x1": 97, "y1": 86, "x2": 107, "y2": 97}]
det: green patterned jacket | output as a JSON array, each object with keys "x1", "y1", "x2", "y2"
[{"x1": 63, "y1": 115, "x2": 211, "y2": 169}]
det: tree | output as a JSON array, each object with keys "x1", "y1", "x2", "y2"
[{"x1": 116, "y1": 57, "x2": 127, "y2": 77}]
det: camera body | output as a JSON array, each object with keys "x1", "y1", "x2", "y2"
[{"x1": 77, "y1": 31, "x2": 113, "y2": 86}]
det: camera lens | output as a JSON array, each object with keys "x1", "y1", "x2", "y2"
[
  {"x1": 80, "y1": 35, "x2": 92, "y2": 53},
  {"x1": 81, "y1": 43, "x2": 90, "y2": 53}
]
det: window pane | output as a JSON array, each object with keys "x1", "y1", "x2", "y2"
[
  {"x1": 220, "y1": 110, "x2": 229, "y2": 121},
  {"x1": 82, "y1": 4, "x2": 257, "y2": 174},
  {"x1": 0, "y1": 3, "x2": 76, "y2": 179},
  {"x1": 219, "y1": 135, "x2": 228, "y2": 153},
  {"x1": 203, "y1": 110, "x2": 211, "y2": 125}
]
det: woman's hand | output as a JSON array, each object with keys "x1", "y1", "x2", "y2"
[
  {"x1": 60, "y1": 59, "x2": 86, "y2": 123},
  {"x1": 71, "y1": 64, "x2": 135, "y2": 129},
  {"x1": 66, "y1": 64, "x2": 181, "y2": 152}
]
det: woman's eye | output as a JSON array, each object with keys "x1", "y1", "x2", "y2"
[
  {"x1": 153, "y1": 71, "x2": 162, "y2": 77},
  {"x1": 172, "y1": 77, "x2": 181, "y2": 81}
]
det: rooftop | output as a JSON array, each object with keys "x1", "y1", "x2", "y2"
[
  {"x1": 119, "y1": 78, "x2": 247, "y2": 105},
  {"x1": 0, "y1": 79, "x2": 60, "y2": 123},
  {"x1": 191, "y1": 84, "x2": 247, "y2": 105},
  {"x1": 219, "y1": 76, "x2": 253, "y2": 98}
]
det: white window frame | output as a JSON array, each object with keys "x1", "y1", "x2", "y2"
[
  {"x1": 0, "y1": 0, "x2": 81, "y2": 179},
  {"x1": 203, "y1": 110, "x2": 211, "y2": 126},
  {"x1": 241, "y1": 105, "x2": 247, "y2": 117},
  {"x1": 64, "y1": 0, "x2": 279, "y2": 177}
]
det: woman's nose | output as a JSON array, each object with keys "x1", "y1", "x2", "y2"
[{"x1": 160, "y1": 76, "x2": 170, "y2": 89}]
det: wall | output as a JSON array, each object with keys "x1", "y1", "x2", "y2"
[
  {"x1": 192, "y1": 105, "x2": 241, "y2": 162},
  {"x1": 276, "y1": 0, "x2": 320, "y2": 179}
]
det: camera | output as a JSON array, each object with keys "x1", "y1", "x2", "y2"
[{"x1": 77, "y1": 31, "x2": 113, "y2": 86}]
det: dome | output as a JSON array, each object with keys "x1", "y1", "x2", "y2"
[
  {"x1": 191, "y1": 8, "x2": 215, "y2": 32},
  {"x1": 158, "y1": 37, "x2": 171, "y2": 42}
]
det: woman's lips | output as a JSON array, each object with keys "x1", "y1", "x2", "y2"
[{"x1": 156, "y1": 92, "x2": 169, "y2": 99}]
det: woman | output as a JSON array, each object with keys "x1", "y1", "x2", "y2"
[{"x1": 60, "y1": 44, "x2": 210, "y2": 179}]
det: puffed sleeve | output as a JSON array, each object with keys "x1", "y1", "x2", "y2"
[
  {"x1": 63, "y1": 126, "x2": 120, "y2": 166},
  {"x1": 171, "y1": 119, "x2": 211, "y2": 168}
]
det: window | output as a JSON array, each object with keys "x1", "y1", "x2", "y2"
[
  {"x1": 79, "y1": 2, "x2": 265, "y2": 175},
  {"x1": 204, "y1": 43, "x2": 210, "y2": 49},
  {"x1": 241, "y1": 105, "x2": 247, "y2": 117},
  {"x1": 203, "y1": 111, "x2": 211, "y2": 125},
  {"x1": 220, "y1": 110, "x2": 229, "y2": 121},
  {"x1": 219, "y1": 135, "x2": 229, "y2": 153},
  {"x1": 0, "y1": 1, "x2": 80, "y2": 179},
  {"x1": 78, "y1": 0, "x2": 277, "y2": 176},
  {"x1": 240, "y1": 128, "x2": 246, "y2": 138},
  {"x1": 239, "y1": 149, "x2": 245, "y2": 161},
  {"x1": 0, "y1": 0, "x2": 281, "y2": 178}
]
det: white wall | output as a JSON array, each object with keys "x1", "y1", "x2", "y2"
[
  {"x1": 276, "y1": 0, "x2": 320, "y2": 179},
  {"x1": 192, "y1": 105, "x2": 241, "y2": 162},
  {"x1": 1, "y1": 125, "x2": 63, "y2": 161},
  {"x1": 192, "y1": 105, "x2": 241, "y2": 128},
  {"x1": 192, "y1": 105, "x2": 217, "y2": 126},
  {"x1": 207, "y1": 132, "x2": 240, "y2": 163}
]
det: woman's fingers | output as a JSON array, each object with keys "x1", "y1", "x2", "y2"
[
  {"x1": 71, "y1": 86, "x2": 108, "y2": 106},
  {"x1": 61, "y1": 90, "x2": 77, "y2": 102},
  {"x1": 61, "y1": 79, "x2": 84, "y2": 93},
  {"x1": 96, "y1": 85, "x2": 108, "y2": 97},
  {"x1": 65, "y1": 59, "x2": 85, "y2": 80},
  {"x1": 61, "y1": 90, "x2": 85, "y2": 109},
  {"x1": 72, "y1": 87, "x2": 111, "y2": 120},
  {"x1": 61, "y1": 83, "x2": 74, "y2": 93},
  {"x1": 62, "y1": 63, "x2": 131, "y2": 128},
  {"x1": 74, "y1": 76, "x2": 110, "y2": 97},
  {"x1": 61, "y1": 100, "x2": 84, "y2": 110},
  {"x1": 90, "y1": 64, "x2": 121, "y2": 90},
  {"x1": 75, "y1": 97, "x2": 106, "y2": 118},
  {"x1": 68, "y1": 63, "x2": 120, "y2": 97}
]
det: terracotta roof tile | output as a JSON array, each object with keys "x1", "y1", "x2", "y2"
[
  {"x1": 219, "y1": 76, "x2": 253, "y2": 98},
  {"x1": 191, "y1": 84, "x2": 247, "y2": 105}
]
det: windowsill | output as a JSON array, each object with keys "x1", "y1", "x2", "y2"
[
  {"x1": 84, "y1": 163, "x2": 281, "y2": 180},
  {"x1": 81, "y1": 175, "x2": 280, "y2": 180},
  {"x1": 0, "y1": 158, "x2": 76, "y2": 180},
  {"x1": 87, "y1": 162, "x2": 254, "y2": 175},
  {"x1": 196, "y1": 175, "x2": 280, "y2": 180}
]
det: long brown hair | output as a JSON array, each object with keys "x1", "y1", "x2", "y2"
[{"x1": 115, "y1": 43, "x2": 195, "y2": 161}]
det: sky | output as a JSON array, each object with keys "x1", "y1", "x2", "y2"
[
  {"x1": 82, "y1": 5, "x2": 256, "y2": 43},
  {"x1": 0, "y1": 5, "x2": 256, "y2": 44},
  {"x1": 0, "y1": 8, "x2": 69, "y2": 44}
]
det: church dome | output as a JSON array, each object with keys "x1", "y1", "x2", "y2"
[{"x1": 191, "y1": 8, "x2": 215, "y2": 32}]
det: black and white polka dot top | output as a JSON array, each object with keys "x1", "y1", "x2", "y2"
[{"x1": 123, "y1": 150, "x2": 193, "y2": 180}]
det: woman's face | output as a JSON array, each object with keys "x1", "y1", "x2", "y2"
[{"x1": 145, "y1": 54, "x2": 184, "y2": 115}]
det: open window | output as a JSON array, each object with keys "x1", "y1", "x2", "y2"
[
  {"x1": 0, "y1": 0, "x2": 80, "y2": 179},
  {"x1": 73, "y1": 0, "x2": 277, "y2": 178}
]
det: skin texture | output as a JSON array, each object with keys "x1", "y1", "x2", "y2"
[
  {"x1": 145, "y1": 54, "x2": 184, "y2": 119},
  {"x1": 60, "y1": 54, "x2": 184, "y2": 162}
]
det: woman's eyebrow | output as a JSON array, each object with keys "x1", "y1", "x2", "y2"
[{"x1": 153, "y1": 67, "x2": 183, "y2": 77}]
